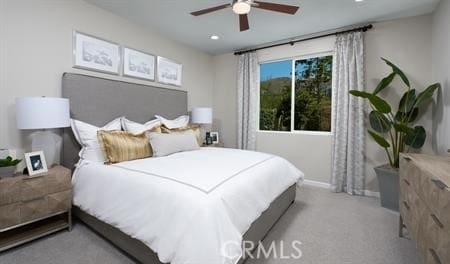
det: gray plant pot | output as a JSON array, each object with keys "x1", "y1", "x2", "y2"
[
  {"x1": 374, "y1": 165, "x2": 399, "y2": 211},
  {"x1": 0, "y1": 166, "x2": 16, "y2": 177}
]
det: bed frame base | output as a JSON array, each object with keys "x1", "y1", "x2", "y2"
[{"x1": 73, "y1": 184, "x2": 296, "y2": 264}]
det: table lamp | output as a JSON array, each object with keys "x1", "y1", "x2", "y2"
[
  {"x1": 191, "y1": 107, "x2": 212, "y2": 145},
  {"x1": 15, "y1": 97, "x2": 70, "y2": 167}
]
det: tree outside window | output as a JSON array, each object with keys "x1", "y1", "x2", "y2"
[{"x1": 259, "y1": 55, "x2": 333, "y2": 132}]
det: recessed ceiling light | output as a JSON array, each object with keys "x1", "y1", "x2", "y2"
[
  {"x1": 210, "y1": 35, "x2": 219, "y2": 40},
  {"x1": 355, "y1": 0, "x2": 364, "y2": 2}
]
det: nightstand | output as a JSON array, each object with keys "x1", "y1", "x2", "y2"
[
  {"x1": 0, "y1": 165, "x2": 72, "y2": 252},
  {"x1": 202, "y1": 143, "x2": 224, "y2": 148}
]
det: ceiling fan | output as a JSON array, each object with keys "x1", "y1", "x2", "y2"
[{"x1": 190, "y1": 0, "x2": 300, "y2": 32}]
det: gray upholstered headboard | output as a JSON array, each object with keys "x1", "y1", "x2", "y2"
[{"x1": 61, "y1": 73, "x2": 188, "y2": 169}]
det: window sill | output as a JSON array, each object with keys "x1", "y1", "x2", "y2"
[{"x1": 257, "y1": 130, "x2": 332, "y2": 136}]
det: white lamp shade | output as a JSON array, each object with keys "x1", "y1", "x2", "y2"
[
  {"x1": 191, "y1": 107, "x2": 212, "y2": 124},
  {"x1": 16, "y1": 97, "x2": 70, "y2": 129}
]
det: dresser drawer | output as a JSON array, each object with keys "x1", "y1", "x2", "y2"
[
  {"x1": 400, "y1": 156, "x2": 415, "y2": 182},
  {"x1": 0, "y1": 178, "x2": 22, "y2": 206},
  {"x1": 20, "y1": 197, "x2": 48, "y2": 223},
  {"x1": 424, "y1": 249, "x2": 445, "y2": 264},
  {"x1": 418, "y1": 169, "x2": 450, "y2": 233},
  {"x1": 21, "y1": 176, "x2": 47, "y2": 201},
  {"x1": 48, "y1": 190, "x2": 71, "y2": 214},
  {"x1": 424, "y1": 213, "x2": 450, "y2": 264},
  {"x1": 0, "y1": 203, "x2": 20, "y2": 229}
]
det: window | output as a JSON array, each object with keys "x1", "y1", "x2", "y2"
[{"x1": 259, "y1": 54, "x2": 333, "y2": 132}]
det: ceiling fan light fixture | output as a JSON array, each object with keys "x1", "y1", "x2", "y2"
[{"x1": 232, "y1": 1, "x2": 251, "y2": 15}]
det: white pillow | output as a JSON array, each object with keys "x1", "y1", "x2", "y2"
[
  {"x1": 121, "y1": 117, "x2": 161, "y2": 134},
  {"x1": 149, "y1": 130, "x2": 200, "y2": 157},
  {"x1": 71, "y1": 118, "x2": 122, "y2": 162},
  {"x1": 155, "y1": 115, "x2": 189, "y2": 129}
]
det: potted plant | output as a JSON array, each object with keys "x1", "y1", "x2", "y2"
[
  {"x1": 350, "y1": 58, "x2": 439, "y2": 211},
  {"x1": 0, "y1": 156, "x2": 22, "y2": 177}
]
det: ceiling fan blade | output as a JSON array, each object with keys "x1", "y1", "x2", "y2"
[
  {"x1": 253, "y1": 1, "x2": 299, "y2": 14},
  {"x1": 190, "y1": 4, "x2": 231, "y2": 16},
  {"x1": 239, "y1": 14, "x2": 249, "y2": 31}
]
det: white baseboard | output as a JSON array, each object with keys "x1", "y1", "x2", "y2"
[
  {"x1": 302, "y1": 179, "x2": 331, "y2": 189},
  {"x1": 363, "y1": 190, "x2": 380, "y2": 198},
  {"x1": 301, "y1": 179, "x2": 380, "y2": 198}
]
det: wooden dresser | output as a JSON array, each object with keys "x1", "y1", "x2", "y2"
[
  {"x1": 0, "y1": 165, "x2": 72, "y2": 251},
  {"x1": 399, "y1": 154, "x2": 450, "y2": 264}
]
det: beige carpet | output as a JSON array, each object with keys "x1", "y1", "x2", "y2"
[{"x1": 0, "y1": 186, "x2": 420, "y2": 264}]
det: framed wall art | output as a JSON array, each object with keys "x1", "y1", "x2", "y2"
[
  {"x1": 123, "y1": 47, "x2": 155, "y2": 81},
  {"x1": 73, "y1": 31, "x2": 121, "y2": 75},
  {"x1": 157, "y1": 56, "x2": 182, "y2": 87}
]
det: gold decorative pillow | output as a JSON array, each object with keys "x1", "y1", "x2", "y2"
[
  {"x1": 161, "y1": 125, "x2": 202, "y2": 146},
  {"x1": 97, "y1": 130, "x2": 152, "y2": 164}
]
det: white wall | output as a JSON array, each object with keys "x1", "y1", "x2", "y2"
[
  {"x1": 212, "y1": 15, "x2": 436, "y2": 192},
  {"x1": 212, "y1": 54, "x2": 238, "y2": 148},
  {"x1": 255, "y1": 37, "x2": 335, "y2": 185},
  {"x1": 432, "y1": 0, "x2": 450, "y2": 154},
  {"x1": 0, "y1": 0, "x2": 214, "y2": 151},
  {"x1": 364, "y1": 15, "x2": 433, "y2": 191}
]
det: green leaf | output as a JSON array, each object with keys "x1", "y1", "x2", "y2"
[
  {"x1": 349, "y1": 90, "x2": 371, "y2": 98},
  {"x1": 350, "y1": 90, "x2": 392, "y2": 113},
  {"x1": 368, "y1": 130, "x2": 390, "y2": 148},
  {"x1": 395, "y1": 108, "x2": 419, "y2": 123},
  {"x1": 382, "y1": 58, "x2": 410, "y2": 87},
  {"x1": 373, "y1": 72, "x2": 396, "y2": 95},
  {"x1": 398, "y1": 89, "x2": 416, "y2": 114},
  {"x1": 413, "y1": 83, "x2": 440, "y2": 108},
  {"x1": 369, "y1": 111, "x2": 391, "y2": 133},
  {"x1": 368, "y1": 94, "x2": 391, "y2": 113},
  {"x1": 405, "y1": 126, "x2": 426, "y2": 148},
  {"x1": 393, "y1": 123, "x2": 415, "y2": 135},
  {"x1": 0, "y1": 156, "x2": 21, "y2": 167}
]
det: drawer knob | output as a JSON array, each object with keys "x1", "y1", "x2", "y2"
[
  {"x1": 428, "y1": 249, "x2": 442, "y2": 264},
  {"x1": 430, "y1": 214, "x2": 444, "y2": 229},
  {"x1": 431, "y1": 179, "x2": 448, "y2": 190}
]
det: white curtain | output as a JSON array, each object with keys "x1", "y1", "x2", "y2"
[
  {"x1": 330, "y1": 32, "x2": 366, "y2": 195},
  {"x1": 237, "y1": 52, "x2": 258, "y2": 150}
]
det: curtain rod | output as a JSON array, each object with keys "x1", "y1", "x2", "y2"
[{"x1": 234, "y1": 24, "x2": 373, "y2": 55}]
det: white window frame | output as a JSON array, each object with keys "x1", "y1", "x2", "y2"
[{"x1": 257, "y1": 51, "x2": 334, "y2": 135}]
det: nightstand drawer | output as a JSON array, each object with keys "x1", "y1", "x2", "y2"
[
  {"x1": 21, "y1": 176, "x2": 46, "y2": 201},
  {"x1": 20, "y1": 197, "x2": 48, "y2": 223},
  {"x1": 0, "y1": 203, "x2": 20, "y2": 229},
  {"x1": 48, "y1": 190, "x2": 71, "y2": 214},
  {"x1": 47, "y1": 169, "x2": 71, "y2": 194},
  {"x1": 0, "y1": 178, "x2": 21, "y2": 205}
]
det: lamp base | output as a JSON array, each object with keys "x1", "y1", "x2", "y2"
[{"x1": 30, "y1": 130, "x2": 62, "y2": 167}]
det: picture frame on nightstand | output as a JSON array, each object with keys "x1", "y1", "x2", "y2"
[
  {"x1": 24, "y1": 151, "x2": 48, "y2": 177},
  {"x1": 210, "y1": 132, "x2": 219, "y2": 144}
]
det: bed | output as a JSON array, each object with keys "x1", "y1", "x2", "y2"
[{"x1": 61, "y1": 73, "x2": 304, "y2": 264}]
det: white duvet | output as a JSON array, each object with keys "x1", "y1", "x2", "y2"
[{"x1": 72, "y1": 148, "x2": 303, "y2": 264}]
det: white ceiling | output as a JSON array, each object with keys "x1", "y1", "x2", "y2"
[{"x1": 86, "y1": 0, "x2": 440, "y2": 55}]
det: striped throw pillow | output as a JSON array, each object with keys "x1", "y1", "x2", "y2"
[{"x1": 97, "y1": 130, "x2": 152, "y2": 164}]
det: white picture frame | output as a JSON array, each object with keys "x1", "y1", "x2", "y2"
[
  {"x1": 210, "y1": 132, "x2": 219, "y2": 144},
  {"x1": 24, "y1": 151, "x2": 48, "y2": 177},
  {"x1": 123, "y1": 47, "x2": 155, "y2": 81},
  {"x1": 157, "y1": 56, "x2": 182, "y2": 86},
  {"x1": 73, "y1": 31, "x2": 121, "y2": 75}
]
